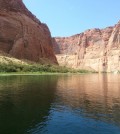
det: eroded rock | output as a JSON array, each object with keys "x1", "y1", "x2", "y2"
[
  {"x1": 53, "y1": 22, "x2": 120, "y2": 72},
  {"x1": 0, "y1": 0, "x2": 57, "y2": 64}
]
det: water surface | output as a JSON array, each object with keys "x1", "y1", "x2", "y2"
[{"x1": 0, "y1": 74, "x2": 120, "y2": 134}]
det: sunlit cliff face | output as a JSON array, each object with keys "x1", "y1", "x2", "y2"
[
  {"x1": 53, "y1": 21, "x2": 120, "y2": 72},
  {"x1": 0, "y1": 0, "x2": 57, "y2": 64}
]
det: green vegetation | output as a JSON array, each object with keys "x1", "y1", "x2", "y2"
[{"x1": 0, "y1": 63, "x2": 93, "y2": 74}]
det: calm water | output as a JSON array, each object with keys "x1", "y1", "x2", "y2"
[{"x1": 0, "y1": 74, "x2": 120, "y2": 134}]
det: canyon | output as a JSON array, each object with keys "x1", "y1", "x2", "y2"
[
  {"x1": 53, "y1": 21, "x2": 120, "y2": 72},
  {"x1": 0, "y1": 0, "x2": 57, "y2": 64},
  {"x1": 0, "y1": 0, "x2": 120, "y2": 73}
]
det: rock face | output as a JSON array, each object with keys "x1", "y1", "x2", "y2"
[
  {"x1": 0, "y1": 0, "x2": 57, "y2": 64},
  {"x1": 53, "y1": 21, "x2": 120, "y2": 72}
]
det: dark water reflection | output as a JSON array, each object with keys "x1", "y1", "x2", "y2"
[{"x1": 0, "y1": 74, "x2": 120, "y2": 134}]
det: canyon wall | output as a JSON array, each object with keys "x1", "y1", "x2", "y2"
[
  {"x1": 0, "y1": 0, "x2": 57, "y2": 64},
  {"x1": 53, "y1": 21, "x2": 120, "y2": 72}
]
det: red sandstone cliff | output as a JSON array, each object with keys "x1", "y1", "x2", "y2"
[
  {"x1": 0, "y1": 0, "x2": 57, "y2": 64},
  {"x1": 53, "y1": 21, "x2": 120, "y2": 72}
]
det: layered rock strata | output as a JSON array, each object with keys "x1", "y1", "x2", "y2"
[{"x1": 53, "y1": 21, "x2": 120, "y2": 72}]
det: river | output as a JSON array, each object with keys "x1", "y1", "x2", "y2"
[{"x1": 0, "y1": 74, "x2": 120, "y2": 134}]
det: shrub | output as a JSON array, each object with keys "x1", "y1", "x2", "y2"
[{"x1": 0, "y1": 63, "x2": 91, "y2": 73}]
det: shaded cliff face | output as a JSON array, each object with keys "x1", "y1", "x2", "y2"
[
  {"x1": 0, "y1": 0, "x2": 57, "y2": 64},
  {"x1": 53, "y1": 21, "x2": 120, "y2": 72}
]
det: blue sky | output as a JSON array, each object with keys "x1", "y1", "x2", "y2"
[{"x1": 23, "y1": 0, "x2": 120, "y2": 37}]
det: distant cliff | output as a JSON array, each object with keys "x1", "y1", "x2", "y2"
[
  {"x1": 53, "y1": 21, "x2": 120, "y2": 72},
  {"x1": 0, "y1": 0, "x2": 57, "y2": 64}
]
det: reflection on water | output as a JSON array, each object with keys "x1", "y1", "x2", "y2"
[
  {"x1": 0, "y1": 74, "x2": 120, "y2": 134},
  {"x1": 0, "y1": 75, "x2": 58, "y2": 134},
  {"x1": 55, "y1": 75, "x2": 120, "y2": 125}
]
